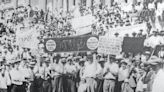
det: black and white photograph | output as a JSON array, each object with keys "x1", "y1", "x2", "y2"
[{"x1": 0, "y1": 0, "x2": 164, "y2": 92}]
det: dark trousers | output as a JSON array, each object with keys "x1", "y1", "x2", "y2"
[
  {"x1": 0, "y1": 89, "x2": 7, "y2": 92},
  {"x1": 63, "y1": 75, "x2": 67, "y2": 92},
  {"x1": 7, "y1": 86, "x2": 12, "y2": 92},
  {"x1": 34, "y1": 77, "x2": 44, "y2": 92},
  {"x1": 51, "y1": 76, "x2": 64, "y2": 92},
  {"x1": 66, "y1": 77, "x2": 76, "y2": 92},
  {"x1": 132, "y1": 87, "x2": 136, "y2": 92},
  {"x1": 42, "y1": 79, "x2": 52, "y2": 92},
  {"x1": 29, "y1": 82, "x2": 35, "y2": 92},
  {"x1": 115, "y1": 81, "x2": 124, "y2": 92},
  {"x1": 96, "y1": 79, "x2": 104, "y2": 92},
  {"x1": 11, "y1": 84, "x2": 26, "y2": 92}
]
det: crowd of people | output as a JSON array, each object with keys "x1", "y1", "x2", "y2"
[
  {"x1": 1, "y1": 50, "x2": 164, "y2": 92},
  {"x1": 1, "y1": 0, "x2": 164, "y2": 92}
]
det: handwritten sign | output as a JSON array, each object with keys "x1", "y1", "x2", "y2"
[
  {"x1": 18, "y1": 0, "x2": 29, "y2": 6},
  {"x1": 71, "y1": 14, "x2": 96, "y2": 35},
  {"x1": 16, "y1": 28, "x2": 39, "y2": 49},
  {"x1": 138, "y1": 9, "x2": 155, "y2": 22},
  {"x1": 44, "y1": 35, "x2": 99, "y2": 53},
  {"x1": 98, "y1": 36, "x2": 123, "y2": 55}
]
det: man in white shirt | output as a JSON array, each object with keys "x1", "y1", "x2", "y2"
[
  {"x1": 40, "y1": 59, "x2": 52, "y2": 92},
  {"x1": 21, "y1": 48, "x2": 31, "y2": 59},
  {"x1": 103, "y1": 56, "x2": 119, "y2": 92},
  {"x1": 78, "y1": 59, "x2": 87, "y2": 92},
  {"x1": 64, "y1": 57, "x2": 77, "y2": 92},
  {"x1": 10, "y1": 60, "x2": 26, "y2": 92},
  {"x1": 117, "y1": 60, "x2": 129, "y2": 92},
  {"x1": 4, "y1": 64, "x2": 12, "y2": 92},
  {"x1": 51, "y1": 58, "x2": 65, "y2": 92},
  {"x1": 19, "y1": 61, "x2": 31, "y2": 80},
  {"x1": 0, "y1": 66, "x2": 7, "y2": 92},
  {"x1": 96, "y1": 58, "x2": 106, "y2": 92},
  {"x1": 144, "y1": 56, "x2": 162, "y2": 92},
  {"x1": 158, "y1": 47, "x2": 164, "y2": 58},
  {"x1": 83, "y1": 54, "x2": 98, "y2": 92},
  {"x1": 27, "y1": 61, "x2": 36, "y2": 92},
  {"x1": 152, "y1": 67, "x2": 164, "y2": 92}
]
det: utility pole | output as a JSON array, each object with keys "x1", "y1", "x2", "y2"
[
  {"x1": 16, "y1": 0, "x2": 18, "y2": 8},
  {"x1": 45, "y1": 0, "x2": 48, "y2": 11},
  {"x1": 29, "y1": 0, "x2": 31, "y2": 6}
]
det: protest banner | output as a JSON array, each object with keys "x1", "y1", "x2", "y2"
[
  {"x1": 71, "y1": 14, "x2": 96, "y2": 35},
  {"x1": 0, "y1": 0, "x2": 15, "y2": 9},
  {"x1": 122, "y1": 37, "x2": 146, "y2": 54},
  {"x1": 31, "y1": 0, "x2": 39, "y2": 9},
  {"x1": 18, "y1": 0, "x2": 29, "y2": 6},
  {"x1": 106, "y1": 23, "x2": 147, "y2": 37},
  {"x1": 16, "y1": 28, "x2": 39, "y2": 49},
  {"x1": 75, "y1": 25, "x2": 92, "y2": 36},
  {"x1": 97, "y1": 36, "x2": 123, "y2": 55},
  {"x1": 138, "y1": 9, "x2": 155, "y2": 22},
  {"x1": 44, "y1": 35, "x2": 99, "y2": 53}
]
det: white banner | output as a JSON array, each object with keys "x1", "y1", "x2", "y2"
[
  {"x1": 18, "y1": 0, "x2": 29, "y2": 6},
  {"x1": 75, "y1": 25, "x2": 92, "y2": 36},
  {"x1": 71, "y1": 14, "x2": 96, "y2": 29},
  {"x1": 16, "y1": 28, "x2": 39, "y2": 49},
  {"x1": 98, "y1": 36, "x2": 123, "y2": 55},
  {"x1": 106, "y1": 23, "x2": 147, "y2": 37},
  {"x1": 71, "y1": 14, "x2": 96, "y2": 35}
]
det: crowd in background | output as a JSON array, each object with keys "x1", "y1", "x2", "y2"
[{"x1": 1, "y1": 0, "x2": 164, "y2": 92}]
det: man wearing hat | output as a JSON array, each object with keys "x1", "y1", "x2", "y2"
[
  {"x1": 83, "y1": 53, "x2": 100, "y2": 92},
  {"x1": 51, "y1": 58, "x2": 65, "y2": 92},
  {"x1": 141, "y1": 51, "x2": 151, "y2": 63},
  {"x1": 21, "y1": 48, "x2": 31, "y2": 60},
  {"x1": 114, "y1": 32, "x2": 119, "y2": 37},
  {"x1": 10, "y1": 59, "x2": 26, "y2": 92},
  {"x1": 18, "y1": 59, "x2": 31, "y2": 85},
  {"x1": 41, "y1": 58, "x2": 52, "y2": 92},
  {"x1": 4, "y1": 63, "x2": 12, "y2": 92},
  {"x1": 26, "y1": 61, "x2": 36, "y2": 92},
  {"x1": 96, "y1": 58, "x2": 106, "y2": 92},
  {"x1": 73, "y1": 56, "x2": 81, "y2": 71},
  {"x1": 34, "y1": 57, "x2": 51, "y2": 92},
  {"x1": 158, "y1": 46, "x2": 164, "y2": 58},
  {"x1": 103, "y1": 55, "x2": 119, "y2": 92},
  {"x1": 152, "y1": 56, "x2": 164, "y2": 92},
  {"x1": 117, "y1": 60, "x2": 130, "y2": 92},
  {"x1": 84, "y1": 52, "x2": 104, "y2": 92},
  {"x1": 64, "y1": 56, "x2": 77, "y2": 92},
  {"x1": 78, "y1": 58, "x2": 87, "y2": 92},
  {"x1": 143, "y1": 56, "x2": 162, "y2": 92},
  {"x1": 0, "y1": 66, "x2": 7, "y2": 92}
]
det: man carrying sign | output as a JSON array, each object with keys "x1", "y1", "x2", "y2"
[{"x1": 103, "y1": 55, "x2": 119, "y2": 92}]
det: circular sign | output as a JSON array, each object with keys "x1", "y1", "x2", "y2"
[
  {"x1": 46, "y1": 40, "x2": 56, "y2": 52},
  {"x1": 87, "y1": 37, "x2": 99, "y2": 50}
]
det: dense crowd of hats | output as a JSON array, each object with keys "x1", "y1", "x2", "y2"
[{"x1": 0, "y1": 0, "x2": 164, "y2": 92}]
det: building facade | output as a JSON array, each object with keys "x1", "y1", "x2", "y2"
[{"x1": 0, "y1": 0, "x2": 114, "y2": 11}]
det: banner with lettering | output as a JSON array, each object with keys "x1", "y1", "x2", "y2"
[
  {"x1": 44, "y1": 35, "x2": 99, "y2": 53},
  {"x1": 105, "y1": 23, "x2": 147, "y2": 37},
  {"x1": 138, "y1": 9, "x2": 155, "y2": 22},
  {"x1": 16, "y1": 28, "x2": 39, "y2": 49},
  {"x1": 18, "y1": 0, "x2": 29, "y2": 6},
  {"x1": 71, "y1": 14, "x2": 96, "y2": 35},
  {"x1": 97, "y1": 36, "x2": 123, "y2": 55},
  {"x1": 122, "y1": 37, "x2": 146, "y2": 54}
]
